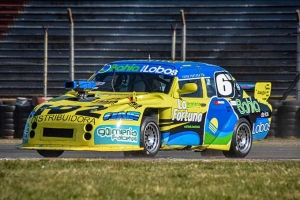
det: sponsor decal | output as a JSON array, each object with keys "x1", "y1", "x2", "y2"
[
  {"x1": 98, "y1": 64, "x2": 178, "y2": 75},
  {"x1": 257, "y1": 90, "x2": 267, "y2": 95},
  {"x1": 181, "y1": 73, "x2": 205, "y2": 79},
  {"x1": 32, "y1": 114, "x2": 96, "y2": 125},
  {"x1": 230, "y1": 100, "x2": 237, "y2": 106},
  {"x1": 103, "y1": 111, "x2": 140, "y2": 121},
  {"x1": 208, "y1": 118, "x2": 218, "y2": 135},
  {"x1": 236, "y1": 97, "x2": 260, "y2": 114},
  {"x1": 95, "y1": 125, "x2": 139, "y2": 144},
  {"x1": 93, "y1": 100, "x2": 118, "y2": 104},
  {"x1": 184, "y1": 125, "x2": 200, "y2": 129},
  {"x1": 252, "y1": 118, "x2": 270, "y2": 135},
  {"x1": 186, "y1": 102, "x2": 201, "y2": 108},
  {"x1": 128, "y1": 102, "x2": 141, "y2": 109},
  {"x1": 260, "y1": 111, "x2": 270, "y2": 118},
  {"x1": 34, "y1": 104, "x2": 104, "y2": 118},
  {"x1": 213, "y1": 100, "x2": 225, "y2": 105},
  {"x1": 95, "y1": 81, "x2": 105, "y2": 86},
  {"x1": 172, "y1": 99, "x2": 203, "y2": 122},
  {"x1": 140, "y1": 65, "x2": 178, "y2": 75}
]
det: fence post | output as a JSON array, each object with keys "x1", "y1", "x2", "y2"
[
  {"x1": 180, "y1": 10, "x2": 186, "y2": 61},
  {"x1": 296, "y1": 10, "x2": 300, "y2": 100},
  {"x1": 171, "y1": 24, "x2": 177, "y2": 61},
  {"x1": 43, "y1": 27, "x2": 48, "y2": 97},
  {"x1": 68, "y1": 8, "x2": 74, "y2": 81}
]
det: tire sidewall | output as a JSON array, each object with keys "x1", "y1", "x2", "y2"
[
  {"x1": 231, "y1": 118, "x2": 252, "y2": 158},
  {"x1": 140, "y1": 116, "x2": 161, "y2": 156}
]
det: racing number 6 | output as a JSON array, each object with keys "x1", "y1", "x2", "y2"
[{"x1": 215, "y1": 73, "x2": 234, "y2": 97}]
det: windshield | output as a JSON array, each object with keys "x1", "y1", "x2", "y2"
[{"x1": 90, "y1": 72, "x2": 174, "y2": 93}]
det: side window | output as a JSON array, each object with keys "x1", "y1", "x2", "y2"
[
  {"x1": 205, "y1": 78, "x2": 216, "y2": 97},
  {"x1": 178, "y1": 79, "x2": 203, "y2": 98}
]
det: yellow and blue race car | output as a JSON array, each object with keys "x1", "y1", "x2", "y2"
[{"x1": 18, "y1": 60, "x2": 272, "y2": 158}]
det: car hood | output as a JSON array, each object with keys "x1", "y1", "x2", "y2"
[{"x1": 37, "y1": 91, "x2": 167, "y2": 112}]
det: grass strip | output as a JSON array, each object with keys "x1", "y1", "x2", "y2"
[{"x1": 0, "y1": 159, "x2": 299, "y2": 200}]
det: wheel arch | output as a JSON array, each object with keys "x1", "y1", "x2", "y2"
[{"x1": 142, "y1": 107, "x2": 159, "y2": 122}]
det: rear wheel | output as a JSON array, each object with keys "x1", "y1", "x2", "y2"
[
  {"x1": 37, "y1": 150, "x2": 64, "y2": 158},
  {"x1": 124, "y1": 116, "x2": 161, "y2": 157},
  {"x1": 222, "y1": 118, "x2": 252, "y2": 158}
]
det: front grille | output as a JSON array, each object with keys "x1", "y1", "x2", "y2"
[{"x1": 43, "y1": 128, "x2": 74, "y2": 138}]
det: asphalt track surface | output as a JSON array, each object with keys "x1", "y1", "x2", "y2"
[{"x1": 0, "y1": 140, "x2": 300, "y2": 160}]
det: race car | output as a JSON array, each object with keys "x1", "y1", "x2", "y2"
[{"x1": 18, "y1": 60, "x2": 272, "y2": 158}]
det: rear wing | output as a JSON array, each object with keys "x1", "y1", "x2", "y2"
[{"x1": 239, "y1": 82, "x2": 272, "y2": 102}]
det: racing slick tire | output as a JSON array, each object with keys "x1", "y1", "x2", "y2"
[
  {"x1": 222, "y1": 118, "x2": 252, "y2": 158},
  {"x1": 37, "y1": 150, "x2": 64, "y2": 158},
  {"x1": 123, "y1": 116, "x2": 161, "y2": 157}
]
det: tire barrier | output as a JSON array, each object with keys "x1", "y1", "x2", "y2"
[
  {"x1": 32, "y1": 97, "x2": 52, "y2": 107},
  {"x1": 14, "y1": 105, "x2": 32, "y2": 138},
  {"x1": 268, "y1": 100, "x2": 283, "y2": 138},
  {"x1": 0, "y1": 104, "x2": 16, "y2": 139},
  {"x1": 278, "y1": 100, "x2": 300, "y2": 139},
  {"x1": 14, "y1": 97, "x2": 33, "y2": 139},
  {"x1": 0, "y1": 98, "x2": 33, "y2": 139},
  {"x1": 0, "y1": 100, "x2": 2, "y2": 138}
]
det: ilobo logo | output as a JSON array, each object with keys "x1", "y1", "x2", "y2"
[
  {"x1": 98, "y1": 64, "x2": 178, "y2": 75},
  {"x1": 252, "y1": 119, "x2": 270, "y2": 135}
]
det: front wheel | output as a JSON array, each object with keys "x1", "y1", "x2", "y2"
[
  {"x1": 123, "y1": 116, "x2": 161, "y2": 157},
  {"x1": 37, "y1": 150, "x2": 64, "y2": 158},
  {"x1": 222, "y1": 118, "x2": 252, "y2": 158}
]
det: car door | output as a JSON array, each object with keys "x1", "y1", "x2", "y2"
[
  {"x1": 203, "y1": 73, "x2": 239, "y2": 147},
  {"x1": 167, "y1": 78, "x2": 208, "y2": 147}
]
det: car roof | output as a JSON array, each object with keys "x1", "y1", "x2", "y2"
[{"x1": 105, "y1": 60, "x2": 228, "y2": 79}]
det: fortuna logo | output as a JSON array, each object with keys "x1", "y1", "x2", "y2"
[
  {"x1": 172, "y1": 99, "x2": 203, "y2": 122},
  {"x1": 98, "y1": 64, "x2": 178, "y2": 75}
]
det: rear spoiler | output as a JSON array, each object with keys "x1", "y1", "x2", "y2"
[{"x1": 239, "y1": 82, "x2": 271, "y2": 102}]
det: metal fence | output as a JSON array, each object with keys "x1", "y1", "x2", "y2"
[{"x1": 0, "y1": 0, "x2": 300, "y2": 98}]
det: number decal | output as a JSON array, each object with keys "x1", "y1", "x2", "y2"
[{"x1": 215, "y1": 72, "x2": 234, "y2": 97}]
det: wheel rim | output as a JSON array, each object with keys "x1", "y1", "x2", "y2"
[
  {"x1": 235, "y1": 123, "x2": 251, "y2": 154},
  {"x1": 144, "y1": 122, "x2": 159, "y2": 153}
]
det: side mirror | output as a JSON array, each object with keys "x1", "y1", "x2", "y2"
[{"x1": 178, "y1": 83, "x2": 198, "y2": 95}]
